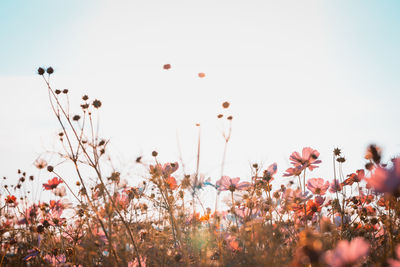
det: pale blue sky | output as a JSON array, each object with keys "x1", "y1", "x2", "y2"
[{"x1": 0, "y1": 1, "x2": 399, "y2": 205}]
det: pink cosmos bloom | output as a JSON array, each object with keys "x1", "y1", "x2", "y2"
[
  {"x1": 343, "y1": 169, "x2": 365, "y2": 186},
  {"x1": 388, "y1": 245, "x2": 400, "y2": 267},
  {"x1": 368, "y1": 157, "x2": 400, "y2": 194},
  {"x1": 283, "y1": 165, "x2": 304, "y2": 177},
  {"x1": 150, "y1": 162, "x2": 179, "y2": 177},
  {"x1": 43, "y1": 177, "x2": 63, "y2": 190},
  {"x1": 53, "y1": 185, "x2": 66, "y2": 197},
  {"x1": 263, "y1": 163, "x2": 278, "y2": 182},
  {"x1": 289, "y1": 147, "x2": 322, "y2": 171},
  {"x1": 307, "y1": 178, "x2": 329, "y2": 195},
  {"x1": 324, "y1": 237, "x2": 370, "y2": 267},
  {"x1": 216, "y1": 176, "x2": 250, "y2": 192},
  {"x1": 329, "y1": 179, "x2": 343, "y2": 193},
  {"x1": 115, "y1": 192, "x2": 131, "y2": 210}
]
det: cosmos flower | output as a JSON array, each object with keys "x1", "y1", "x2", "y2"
[
  {"x1": 53, "y1": 185, "x2": 66, "y2": 197},
  {"x1": 216, "y1": 176, "x2": 250, "y2": 192},
  {"x1": 343, "y1": 169, "x2": 365, "y2": 186},
  {"x1": 5, "y1": 195, "x2": 17, "y2": 205},
  {"x1": 324, "y1": 237, "x2": 370, "y2": 267},
  {"x1": 34, "y1": 158, "x2": 47, "y2": 169},
  {"x1": 166, "y1": 176, "x2": 177, "y2": 190},
  {"x1": 306, "y1": 199, "x2": 322, "y2": 216},
  {"x1": 43, "y1": 177, "x2": 63, "y2": 190},
  {"x1": 307, "y1": 178, "x2": 329, "y2": 195},
  {"x1": 329, "y1": 179, "x2": 342, "y2": 193},
  {"x1": 150, "y1": 162, "x2": 179, "y2": 177},
  {"x1": 368, "y1": 157, "x2": 400, "y2": 194},
  {"x1": 283, "y1": 165, "x2": 304, "y2": 177},
  {"x1": 289, "y1": 147, "x2": 322, "y2": 171},
  {"x1": 262, "y1": 163, "x2": 278, "y2": 182}
]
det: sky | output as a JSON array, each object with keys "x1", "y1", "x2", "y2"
[{"x1": 0, "y1": 1, "x2": 399, "y2": 207}]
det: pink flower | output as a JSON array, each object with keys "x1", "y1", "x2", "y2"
[
  {"x1": 43, "y1": 177, "x2": 63, "y2": 190},
  {"x1": 307, "y1": 178, "x2": 329, "y2": 195},
  {"x1": 150, "y1": 162, "x2": 179, "y2": 177},
  {"x1": 283, "y1": 165, "x2": 303, "y2": 177},
  {"x1": 263, "y1": 163, "x2": 278, "y2": 182},
  {"x1": 324, "y1": 237, "x2": 370, "y2": 267},
  {"x1": 388, "y1": 245, "x2": 400, "y2": 267},
  {"x1": 343, "y1": 169, "x2": 365, "y2": 186},
  {"x1": 329, "y1": 179, "x2": 343, "y2": 193},
  {"x1": 216, "y1": 176, "x2": 250, "y2": 192},
  {"x1": 368, "y1": 157, "x2": 400, "y2": 194},
  {"x1": 289, "y1": 147, "x2": 322, "y2": 171}
]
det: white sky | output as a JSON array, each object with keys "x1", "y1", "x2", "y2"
[{"x1": 1, "y1": 1, "x2": 399, "y2": 207}]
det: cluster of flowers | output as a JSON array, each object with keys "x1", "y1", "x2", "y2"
[
  {"x1": 1, "y1": 144, "x2": 400, "y2": 266},
  {"x1": 1, "y1": 68, "x2": 399, "y2": 266}
]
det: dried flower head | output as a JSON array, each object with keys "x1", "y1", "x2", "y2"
[
  {"x1": 333, "y1": 147, "x2": 341, "y2": 156},
  {"x1": 46, "y1": 67, "x2": 54, "y2": 74},
  {"x1": 72, "y1": 115, "x2": 81, "y2": 121},
  {"x1": 37, "y1": 67, "x2": 45, "y2": 75},
  {"x1": 92, "y1": 99, "x2": 102, "y2": 108}
]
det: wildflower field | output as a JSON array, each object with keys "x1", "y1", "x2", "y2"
[{"x1": 1, "y1": 67, "x2": 399, "y2": 267}]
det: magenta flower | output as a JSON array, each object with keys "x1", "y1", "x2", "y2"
[
  {"x1": 324, "y1": 237, "x2": 370, "y2": 267},
  {"x1": 368, "y1": 157, "x2": 400, "y2": 194},
  {"x1": 216, "y1": 176, "x2": 250, "y2": 192},
  {"x1": 307, "y1": 178, "x2": 329, "y2": 195},
  {"x1": 289, "y1": 147, "x2": 322, "y2": 171}
]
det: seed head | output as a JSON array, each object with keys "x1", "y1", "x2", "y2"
[
  {"x1": 37, "y1": 67, "x2": 45, "y2": 75},
  {"x1": 222, "y1": 101, "x2": 230, "y2": 109},
  {"x1": 92, "y1": 99, "x2": 102, "y2": 109},
  {"x1": 63, "y1": 89, "x2": 68, "y2": 94},
  {"x1": 46, "y1": 67, "x2": 54, "y2": 74},
  {"x1": 152, "y1": 151, "x2": 158, "y2": 157},
  {"x1": 72, "y1": 115, "x2": 81, "y2": 121},
  {"x1": 47, "y1": 165, "x2": 54, "y2": 172},
  {"x1": 333, "y1": 147, "x2": 341, "y2": 156}
]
